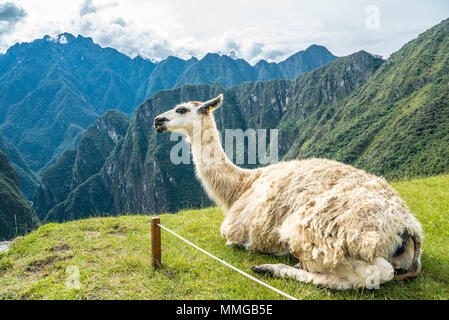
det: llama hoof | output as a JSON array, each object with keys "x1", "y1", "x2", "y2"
[{"x1": 251, "y1": 265, "x2": 273, "y2": 276}]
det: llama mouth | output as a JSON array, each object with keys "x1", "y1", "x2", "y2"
[{"x1": 155, "y1": 125, "x2": 167, "y2": 133}]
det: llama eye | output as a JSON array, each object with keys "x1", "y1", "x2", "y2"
[{"x1": 176, "y1": 108, "x2": 187, "y2": 114}]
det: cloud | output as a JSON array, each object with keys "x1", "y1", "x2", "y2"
[
  {"x1": 0, "y1": 2, "x2": 27, "y2": 34},
  {"x1": 79, "y1": 0, "x2": 118, "y2": 17}
]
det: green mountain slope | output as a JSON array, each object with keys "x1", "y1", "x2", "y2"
[
  {"x1": 0, "y1": 134, "x2": 39, "y2": 200},
  {"x1": 37, "y1": 19, "x2": 449, "y2": 221},
  {"x1": 286, "y1": 18, "x2": 449, "y2": 180},
  {"x1": 0, "y1": 175, "x2": 448, "y2": 299},
  {"x1": 0, "y1": 33, "x2": 335, "y2": 177},
  {"x1": 278, "y1": 44, "x2": 339, "y2": 79},
  {"x1": 42, "y1": 51, "x2": 381, "y2": 221},
  {"x1": 0, "y1": 151, "x2": 39, "y2": 241},
  {"x1": 34, "y1": 111, "x2": 129, "y2": 221},
  {"x1": 0, "y1": 34, "x2": 154, "y2": 174},
  {"x1": 32, "y1": 150, "x2": 77, "y2": 221}
]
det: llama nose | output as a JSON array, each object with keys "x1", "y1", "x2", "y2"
[{"x1": 154, "y1": 117, "x2": 169, "y2": 127}]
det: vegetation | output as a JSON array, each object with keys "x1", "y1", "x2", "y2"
[
  {"x1": 32, "y1": 150, "x2": 77, "y2": 220},
  {"x1": 0, "y1": 151, "x2": 39, "y2": 241},
  {"x1": 290, "y1": 18, "x2": 449, "y2": 181},
  {"x1": 175, "y1": 45, "x2": 337, "y2": 90},
  {"x1": 42, "y1": 50, "x2": 381, "y2": 221},
  {"x1": 1, "y1": 175, "x2": 448, "y2": 299},
  {"x1": 39, "y1": 18, "x2": 449, "y2": 223},
  {"x1": 0, "y1": 134, "x2": 39, "y2": 200}
]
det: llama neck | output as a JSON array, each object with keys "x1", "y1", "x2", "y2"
[{"x1": 190, "y1": 117, "x2": 256, "y2": 211}]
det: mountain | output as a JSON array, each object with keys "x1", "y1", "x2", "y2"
[
  {"x1": 278, "y1": 44, "x2": 340, "y2": 79},
  {"x1": 283, "y1": 18, "x2": 449, "y2": 180},
  {"x1": 174, "y1": 53, "x2": 257, "y2": 90},
  {"x1": 32, "y1": 150, "x2": 77, "y2": 221},
  {"x1": 41, "y1": 50, "x2": 381, "y2": 222},
  {"x1": 0, "y1": 35, "x2": 336, "y2": 187},
  {"x1": 141, "y1": 56, "x2": 199, "y2": 101},
  {"x1": 277, "y1": 50, "x2": 384, "y2": 156},
  {"x1": 2, "y1": 174, "x2": 449, "y2": 299},
  {"x1": 0, "y1": 151, "x2": 39, "y2": 240},
  {"x1": 33, "y1": 110, "x2": 129, "y2": 220},
  {"x1": 0, "y1": 134, "x2": 39, "y2": 200},
  {"x1": 39, "y1": 18, "x2": 449, "y2": 222}
]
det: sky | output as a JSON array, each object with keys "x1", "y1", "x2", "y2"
[{"x1": 0, "y1": 0, "x2": 448, "y2": 64}]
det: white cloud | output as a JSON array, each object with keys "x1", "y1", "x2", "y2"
[
  {"x1": 111, "y1": 17, "x2": 126, "y2": 27},
  {"x1": 0, "y1": 0, "x2": 448, "y2": 64},
  {"x1": 0, "y1": 1, "x2": 26, "y2": 34}
]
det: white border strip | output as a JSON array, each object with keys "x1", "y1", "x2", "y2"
[{"x1": 157, "y1": 223, "x2": 297, "y2": 300}]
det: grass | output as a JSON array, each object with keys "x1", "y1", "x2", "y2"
[{"x1": 0, "y1": 175, "x2": 448, "y2": 300}]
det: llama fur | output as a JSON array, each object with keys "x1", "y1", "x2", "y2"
[{"x1": 154, "y1": 94, "x2": 424, "y2": 290}]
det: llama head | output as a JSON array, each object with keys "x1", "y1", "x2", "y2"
[{"x1": 154, "y1": 94, "x2": 223, "y2": 135}]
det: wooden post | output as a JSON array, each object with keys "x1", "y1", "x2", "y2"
[{"x1": 151, "y1": 217, "x2": 162, "y2": 268}]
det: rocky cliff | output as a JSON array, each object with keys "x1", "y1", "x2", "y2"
[
  {"x1": 34, "y1": 110, "x2": 129, "y2": 220},
  {"x1": 0, "y1": 151, "x2": 39, "y2": 240}
]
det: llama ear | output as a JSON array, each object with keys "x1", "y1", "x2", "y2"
[{"x1": 197, "y1": 94, "x2": 223, "y2": 114}]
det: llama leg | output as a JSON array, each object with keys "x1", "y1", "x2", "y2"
[
  {"x1": 251, "y1": 257, "x2": 395, "y2": 290},
  {"x1": 251, "y1": 264, "x2": 353, "y2": 290}
]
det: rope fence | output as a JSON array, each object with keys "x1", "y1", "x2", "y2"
[{"x1": 151, "y1": 217, "x2": 297, "y2": 300}]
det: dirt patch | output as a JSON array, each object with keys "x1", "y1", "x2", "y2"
[
  {"x1": 49, "y1": 244, "x2": 71, "y2": 253},
  {"x1": 161, "y1": 268, "x2": 179, "y2": 279}
]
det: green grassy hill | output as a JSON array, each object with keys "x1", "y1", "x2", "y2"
[{"x1": 1, "y1": 174, "x2": 448, "y2": 300}]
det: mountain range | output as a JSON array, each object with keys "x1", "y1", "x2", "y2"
[
  {"x1": 0, "y1": 32, "x2": 337, "y2": 203},
  {"x1": 38, "y1": 49, "x2": 384, "y2": 222},
  {"x1": 35, "y1": 18, "x2": 449, "y2": 222}
]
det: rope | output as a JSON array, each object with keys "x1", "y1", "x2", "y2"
[{"x1": 157, "y1": 223, "x2": 297, "y2": 300}]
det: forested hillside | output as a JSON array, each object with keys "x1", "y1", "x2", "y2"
[
  {"x1": 0, "y1": 33, "x2": 335, "y2": 178},
  {"x1": 0, "y1": 151, "x2": 39, "y2": 240},
  {"x1": 37, "y1": 18, "x2": 449, "y2": 221},
  {"x1": 284, "y1": 17, "x2": 449, "y2": 180}
]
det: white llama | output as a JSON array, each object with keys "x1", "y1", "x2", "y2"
[{"x1": 153, "y1": 94, "x2": 423, "y2": 290}]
